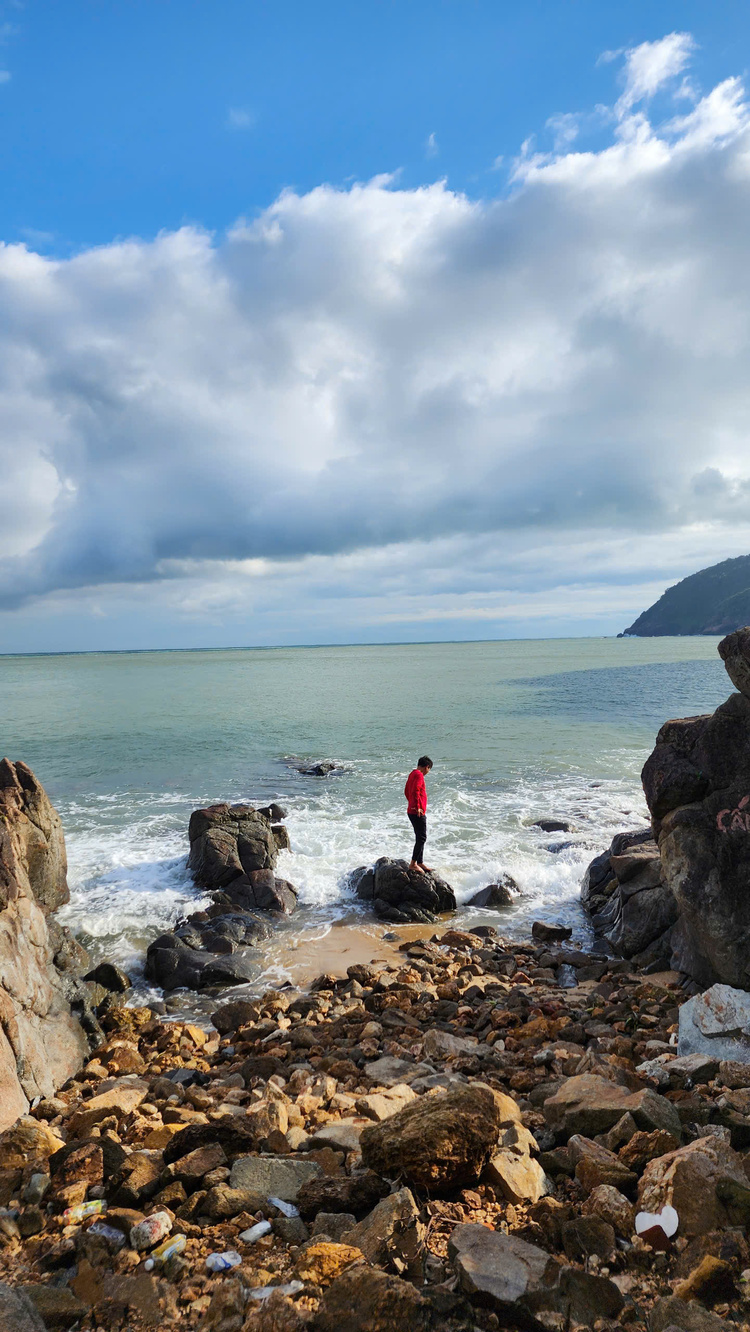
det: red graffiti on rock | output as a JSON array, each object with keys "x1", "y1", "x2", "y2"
[{"x1": 717, "y1": 795, "x2": 750, "y2": 832}]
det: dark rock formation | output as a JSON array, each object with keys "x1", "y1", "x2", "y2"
[
  {"x1": 583, "y1": 627, "x2": 750, "y2": 988},
  {"x1": 0, "y1": 760, "x2": 91, "y2": 1131},
  {"x1": 188, "y1": 802, "x2": 278, "y2": 889},
  {"x1": 580, "y1": 828, "x2": 678, "y2": 969},
  {"x1": 640, "y1": 634, "x2": 750, "y2": 988},
  {"x1": 466, "y1": 874, "x2": 519, "y2": 909},
  {"x1": 350, "y1": 857, "x2": 456, "y2": 923},
  {"x1": 146, "y1": 800, "x2": 298, "y2": 991},
  {"x1": 287, "y1": 759, "x2": 341, "y2": 777}
]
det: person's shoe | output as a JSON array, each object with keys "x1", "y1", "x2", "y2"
[{"x1": 409, "y1": 861, "x2": 425, "y2": 874}]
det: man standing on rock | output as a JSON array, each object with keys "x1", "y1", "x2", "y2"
[{"x1": 405, "y1": 756, "x2": 433, "y2": 874}]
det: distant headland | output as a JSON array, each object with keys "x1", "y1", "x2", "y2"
[{"x1": 620, "y1": 553, "x2": 750, "y2": 636}]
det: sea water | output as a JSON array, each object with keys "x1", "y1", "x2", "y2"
[{"x1": 0, "y1": 637, "x2": 727, "y2": 1000}]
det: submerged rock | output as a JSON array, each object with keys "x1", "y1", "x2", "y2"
[{"x1": 466, "y1": 874, "x2": 519, "y2": 908}]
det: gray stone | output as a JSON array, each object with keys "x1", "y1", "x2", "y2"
[
  {"x1": 307, "y1": 1119, "x2": 367, "y2": 1153},
  {"x1": 448, "y1": 1223, "x2": 623, "y2": 1328},
  {"x1": 0, "y1": 1283, "x2": 46, "y2": 1332},
  {"x1": 649, "y1": 1295, "x2": 728, "y2": 1332},
  {"x1": 449, "y1": 1223, "x2": 556, "y2": 1315},
  {"x1": 667, "y1": 1052, "x2": 720, "y2": 1082},
  {"x1": 230, "y1": 1154, "x2": 322, "y2": 1202},
  {"x1": 678, "y1": 983, "x2": 750, "y2": 1064},
  {"x1": 311, "y1": 1211, "x2": 357, "y2": 1240},
  {"x1": 363, "y1": 1056, "x2": 431, "y2": 1087},
  {"x1": 342, "y1": 1187, "x2": 424, "y2": 1277},
  {"x1": 422, "y1": 1028, "x2": 478, "y2": 1060}
]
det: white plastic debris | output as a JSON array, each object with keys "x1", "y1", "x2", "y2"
[
  {"x1": 205, "y1": 1250, "x2": 242, "y2": 1272},
  {"x1": 239, "y1": 1221, "x2": 273, "y2": 1243},
  {"x1": 268, "y1": 1196, "x2": 299, "y2": 1218},
  {"x1": 248, "y1": 1280, "x2": 305, "y2": 1302},
  {"x1": 635, "y1": 1204, "x2": 679, "y2": 1241}
]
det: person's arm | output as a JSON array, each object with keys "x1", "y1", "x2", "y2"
[{"x1": 417, "y1": 771, "x2": 426, "y2": 814}]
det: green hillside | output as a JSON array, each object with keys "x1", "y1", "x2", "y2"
[{"x1": 622, "y1": 554, "x2": 750, "y2": 636}]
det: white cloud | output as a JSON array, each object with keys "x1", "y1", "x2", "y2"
[
  {"x1": 546, "y1": 112, "x2": 580, "y2": 151},
  {"x1": 2, "y1": 33, "x2": 750, "y2": 647},
  {"x1": 615, "y1": 32, "x2": 696, "y2": 117},
  {"x1": 227, "y1": 106, "x2": 254, "y2": 130},
  {"x1": 425, "y1": 131, "x2": 438, "y2": 158}
]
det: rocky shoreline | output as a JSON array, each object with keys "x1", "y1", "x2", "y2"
[
  {"x1": 6, "y1": 629, "x2": 750, "y2": 1329},
  {"x1": 3, "y1": 924, "x2": 750, "y2": 1332}
]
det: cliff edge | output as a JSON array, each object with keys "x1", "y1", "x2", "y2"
[{"x1": 0, "y1": 759, "x2": 89, "y2": 1130}]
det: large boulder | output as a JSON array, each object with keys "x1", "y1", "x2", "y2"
[
  {"x1": 543, "y1": 1075, "x2": 681, "y2": 1141},
  {"x1": 638, "y1": 1135, "x2": 750, "y2": 1237},
  {"x1": 359, "y1": 1084, "x2": 515, "y2": 1191},
  {"x1": 678, "y1": 984, "x2": 750, "y2": 1063},
  {"x1": 151, "y1": 801, "x2": 298, "y2": 993},
  {"x1": 580, "y1": 829, "x2": 677, "y2": 963},
  {"x1": 187, "y1": 802, "x2": 278, "y2": 888},
  {"x1": 0, "y1": 760, "x2": 90, "y2": 1131},
  {"x1": 639, "y1": 630, "x2": 750, "y2": 987},
  {"x1": 351, "y1": 857, "x2": 456, "y2": 923},
  {"x1": 448, "y1": 1224, "x2": 624, "y2": 1329}
]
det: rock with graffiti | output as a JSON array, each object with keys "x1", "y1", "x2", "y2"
[{"x1": 639, "y1": 626, "x2": 750, "y2": 989}]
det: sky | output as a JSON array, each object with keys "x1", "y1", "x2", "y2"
[{"x1": 2, "y1": 2, "x2": 750, "y2": 651}]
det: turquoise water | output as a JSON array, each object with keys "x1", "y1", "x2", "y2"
[{"x1": 0, "y1": 637, "x2": 728, "y2": 989}]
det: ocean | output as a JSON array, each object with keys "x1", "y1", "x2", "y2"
[{"x1": 0, "y1": 636, "x2": 728, "y2": 1003}]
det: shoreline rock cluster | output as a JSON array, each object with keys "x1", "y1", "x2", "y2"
[
  {"x1": 145, "y1": 803, "x2": 298, "y2": 992},
  {"x1": 3, "y1": 925, "x2": 750, "y2": 1330},
  {"x1": 0, "y1": 760, "x2": 92, "y2": 1132},
  {"x1": 583, "y1": 628, "x2": 750, "y2": 995}
]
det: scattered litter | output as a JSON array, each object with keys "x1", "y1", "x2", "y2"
[
  {"x1": 248, "y1": 1280, "x2": 305, "y2": 1301},
  {"x1": 63, "y1": 1200, "x2": 107, "y2": 1223},
  {"x1": 239, "y1": 1221, "x2": 273, "y2": 1243},
  {"x1": 269, "y1": 1196, "x2": 300, "y2": 1217},
  {"x1": 88, "y1": 1222, "x2": 126, "y2": 1251},
  {"x1": 130, "y1": 1211, "x2": 172, "y2": 1252},
  {"x1": 205, "y1": 1250, "x2": 242, "y2": 1272},
  {"x1": 635, "y1": 1204, "x2": 679, "y2": 1249},
  {"x1": 144, "y1": 1233, "x2": 187, "y2": 1269}
]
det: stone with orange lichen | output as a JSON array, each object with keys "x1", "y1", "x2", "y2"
[{"x1": 292, "y1": 1241, "x2": 364, "y2": 1286}]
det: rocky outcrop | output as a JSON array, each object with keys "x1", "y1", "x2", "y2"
[
  {"x1": 581, "y1": 627, "x2": 750, "y2": 988},
  {"x1": 581, "y1": 828, "x2": 678, "y2": 969},
  {"x1": 0, "y1": 759, "x2": 90, "y2": 1131},
  {"x1": 640, "y1": 628, "x2": 750, "y2": 988},
  {"x1": 146, "y1": 800, "x2": 298, "y2": 991},
  {"x1": 350, "y1": 857, "x2": 456, "y2": 923}
]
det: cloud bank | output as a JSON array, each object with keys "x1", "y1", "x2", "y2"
[{"x1": 3, "y1": 34, "x2": 750, "y2": 647}]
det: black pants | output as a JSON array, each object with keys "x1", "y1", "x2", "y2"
[{"x1": 408, "y1": 811, "x2": 427, "y2": 865}]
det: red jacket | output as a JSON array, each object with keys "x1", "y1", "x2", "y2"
[{"x1": 404, "y1": 769, "x2": 427, "y2": 815}]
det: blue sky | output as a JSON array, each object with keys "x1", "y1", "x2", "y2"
[
  {"x1": 2, "y1": 4, "x2": 750, "y2": 651},
  {"x1": 3, "y1": 1, "x2": 747, "y2": 250}
]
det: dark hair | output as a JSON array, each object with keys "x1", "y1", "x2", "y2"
[{"x1": 418, "y1": 756, "x2": 433, "y2": 769}]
